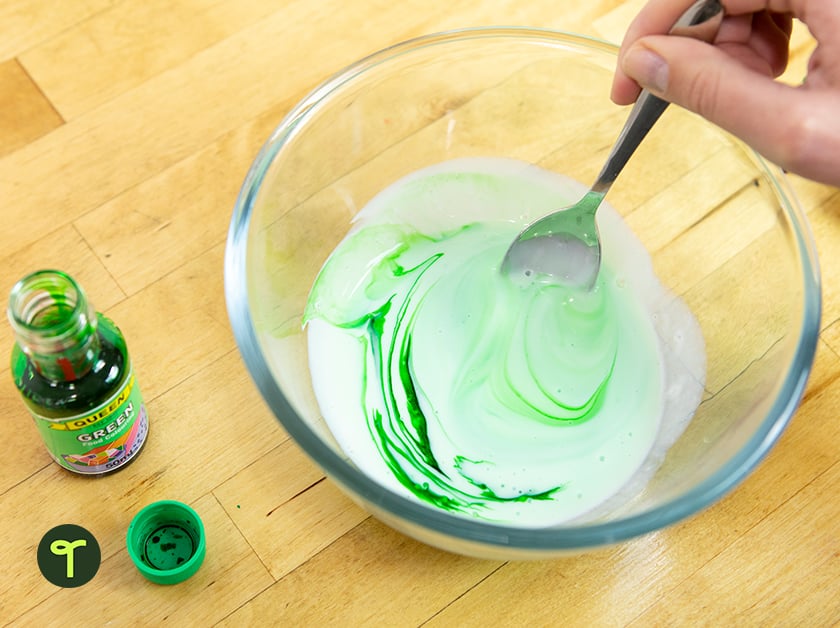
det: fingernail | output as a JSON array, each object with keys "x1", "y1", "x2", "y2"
[{"x1": 622, "y1": 47, "x2": 669, "y2": 93}]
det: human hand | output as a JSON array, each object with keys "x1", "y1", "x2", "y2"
[{"x1": 612, "y1": 0, "x2": 840, "y2": 186}]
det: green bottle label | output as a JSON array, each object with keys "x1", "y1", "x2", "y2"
[{"x1": 29, "y1": 370, "x2": 149, "y2": 474}]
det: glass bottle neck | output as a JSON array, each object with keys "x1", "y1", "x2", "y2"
[{"x1": 7, "y1": 270, "x2": 101, "y2": 381}]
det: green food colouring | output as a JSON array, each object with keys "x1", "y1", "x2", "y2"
[{"x1": 8, "y1": 270, "x2": 148, "y2": 475}]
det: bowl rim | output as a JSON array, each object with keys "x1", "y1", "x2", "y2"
[{"x1": 224, "y1": 26, "x2": 822, "y2": 551}]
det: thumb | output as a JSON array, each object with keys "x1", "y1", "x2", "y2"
[{"x1": 620, "y1": 35, "x2": 810, "y2": 176}]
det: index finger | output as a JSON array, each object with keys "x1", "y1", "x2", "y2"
[
  {"x1": 724, "y1": 0, "x2": 840, "y2": 43},
  {"x1": 622, "y1": 0, "x2": 807, "y2": 45}
]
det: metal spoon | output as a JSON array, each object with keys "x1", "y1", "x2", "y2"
[{"x1": 501, "y1": 0, "x2": 724, "y2": 288}]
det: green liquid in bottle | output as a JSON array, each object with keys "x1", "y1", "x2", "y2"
[{"x1": 8, "y1": 270, "x2": 149, "y2": 475}]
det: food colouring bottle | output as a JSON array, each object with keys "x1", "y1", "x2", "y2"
[{"x1": 8, "y1": 270, "x2": 149, "y2": 475}]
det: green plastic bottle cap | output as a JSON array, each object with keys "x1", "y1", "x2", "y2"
[{"x1": 127, "y1": 500, "x2": 206, "y2": 585}]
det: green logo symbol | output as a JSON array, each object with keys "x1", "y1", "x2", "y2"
[{"x1": 37, "y1": 524, "x2": 100, "y2": 587}]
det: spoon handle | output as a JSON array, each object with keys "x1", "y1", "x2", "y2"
[{"x1": 591, "y1": 0, "x2": 724, "y2": 195}]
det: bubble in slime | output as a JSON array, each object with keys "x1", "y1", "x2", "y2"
[{"x1": 304, "y1": 158, "x2": 705, "y2": 527}]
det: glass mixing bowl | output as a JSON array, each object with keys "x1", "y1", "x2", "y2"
[{"x1": 225, "y1": 28, "x2": 820, "y2": 558}]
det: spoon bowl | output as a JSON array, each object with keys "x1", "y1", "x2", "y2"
[{"x1": 501, "y1": 190, "x2": 603, "y2": 286}]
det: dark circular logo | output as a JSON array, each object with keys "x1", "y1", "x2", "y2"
[{"x1": 37, "y1": 524, "x2": 101, "y2": 587}]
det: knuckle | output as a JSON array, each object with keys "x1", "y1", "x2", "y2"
[
  {"x1": 682, "y1": 67, "x2": 722, "y2": 123},
  {"x1": 779, "y1": 104, "x2": 822, "y2": 175}
]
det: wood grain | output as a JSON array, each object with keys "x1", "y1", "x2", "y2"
[
  {"x1": 1, "y1": 1, "x2": 838, "y2": 626},
  {"x1": 0, "y1": 0, "x2": 115, "y2": 62},
  {"x1": 0, "y1": 58, "x2": 62, "y2": 157}
]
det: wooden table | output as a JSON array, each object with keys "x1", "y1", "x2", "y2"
[{"x1": 1, "y1": 1, "x2": 837, "y2": 625}]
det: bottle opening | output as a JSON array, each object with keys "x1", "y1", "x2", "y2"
[
  {"x1": 9, "y1": 270, "x2": 81, "y2": 332},
  {"x1": 8, "y1": 270, "x2": 100, "y2": 379}
]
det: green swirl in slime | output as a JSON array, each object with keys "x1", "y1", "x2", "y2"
[{"x1": 305, "y1": 158, "x2": 705, "y2": 526}]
